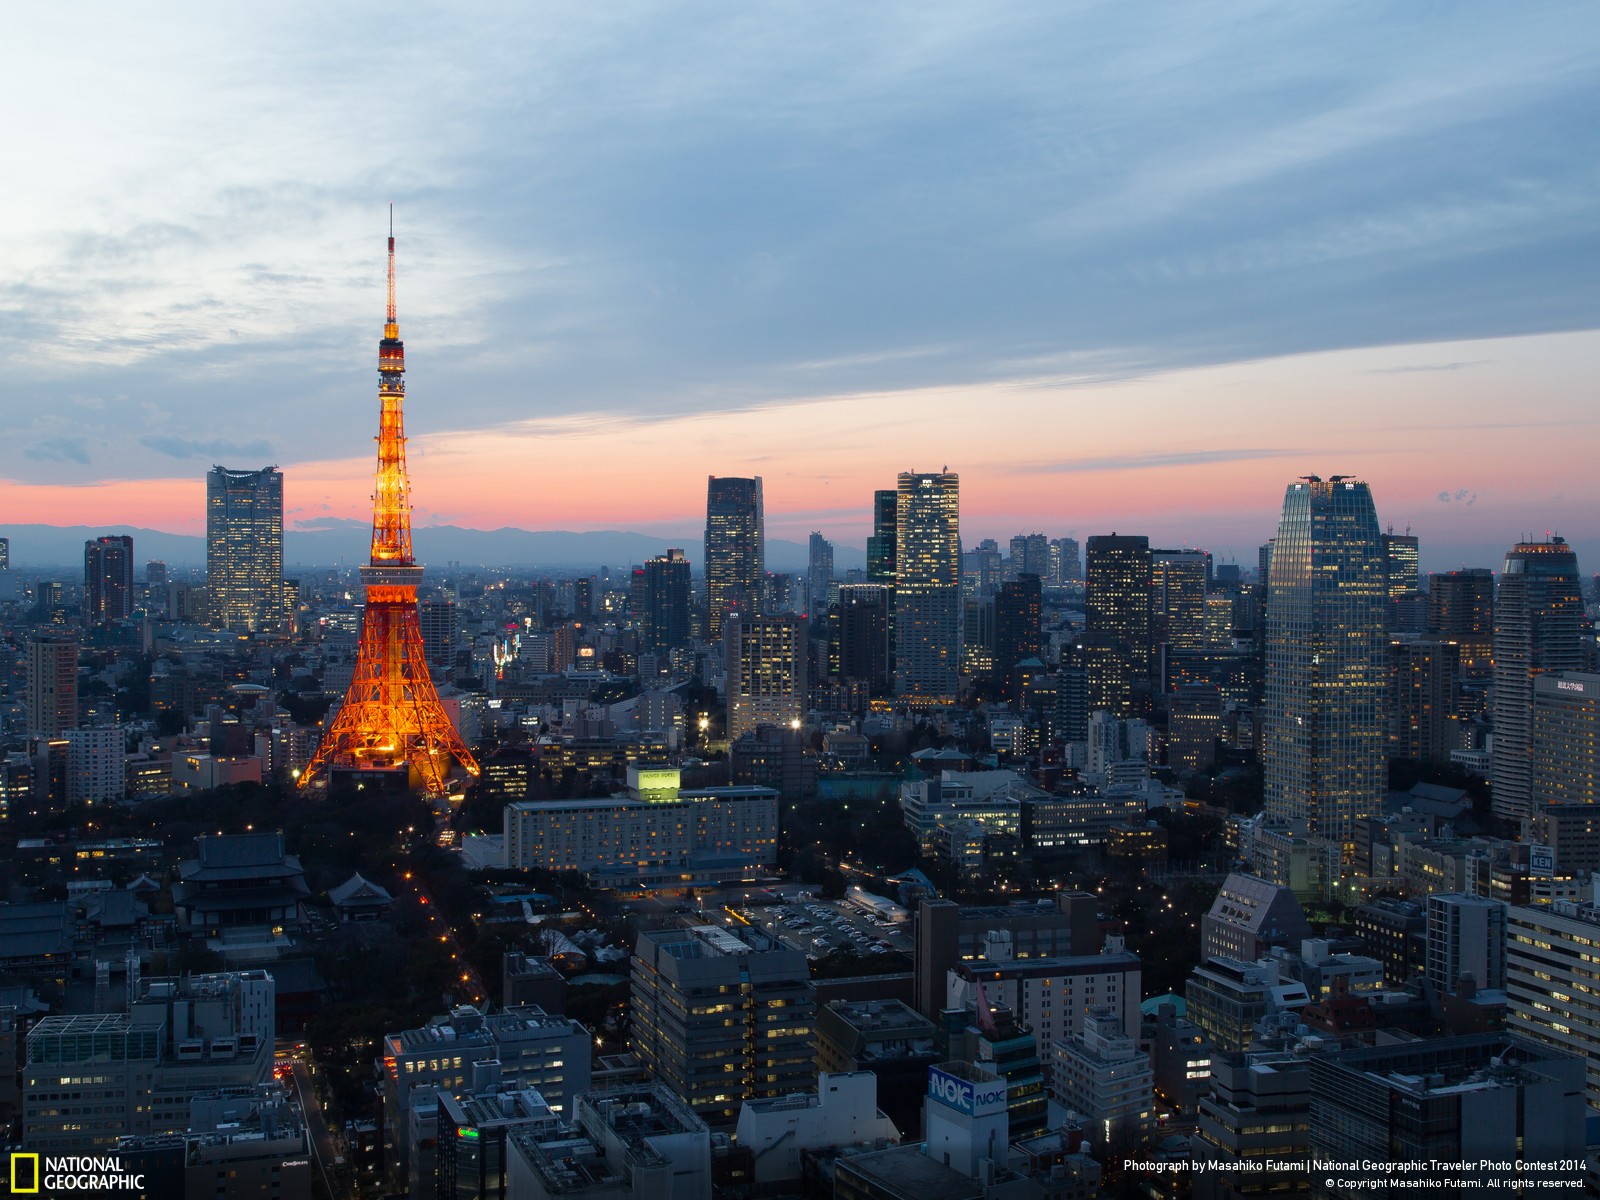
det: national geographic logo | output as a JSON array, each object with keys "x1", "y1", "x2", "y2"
[
  {"x1": 8, "y1": 1153, "x2": 145, "y2": 1194},
  {"x1": 10, "y1": 1153, "x2": 40, "y2": 1193}
]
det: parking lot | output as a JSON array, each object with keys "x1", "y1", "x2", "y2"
[{"x1": 738, "y1": 894, "x2": 913, "y2": 960}]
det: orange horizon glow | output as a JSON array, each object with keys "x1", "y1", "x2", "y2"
[{"x1": 2, "y1": 329, "x2": 1595, "y2": 562}]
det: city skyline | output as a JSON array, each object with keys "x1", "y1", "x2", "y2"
[{"x1": 2, "y1": 5, "x2": 1598, "y2": 571}]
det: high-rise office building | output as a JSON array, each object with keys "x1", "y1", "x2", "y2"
[
  {"x1": 994, "y1": 574, "x2": 1042, "y2": 704},
  {"x1": 1531, "y1": 672, "x2": 1600, "y2": 806},
  {"x1": 807, "y1": 531, "x2": 834, "y2": 616},
  {"x1": 830, "y1": 584, "x2": 891, "y2": 694},
  {"x1": 704, "y1": 476, "x2": 764, "y2": 640},
  {"x1": 1507, "y1": 895, "x2": 1600, "y2": 1107},
  {"x1": 867, "y1": 490, "x2": 899, "y2": 680},
  {"x1": 418, "y1": 596, "x2": 459, "y2": 670},
  {"x1": 1427, "y1": 568, "x2": 1495, "y2": 680},
  {"x1": 1381, "y1": 531, "x2": 1422, "y2": 632},
  {"x1": 726, "y1": 612, "x2": 806, "y2": 741},
  {"x1": 1051, "y1": 536, "x2": 1082, "y2": 584},
  {"x1": 1084, "y1": 535, "x2": 1151, "y2": 717},
  {"x1": 1425, "y1": 893, "x2": 1506, "y2": 997},
  {"x1": 143, "y1": 560, "x2": 168, "y2": 617},
  {"x1": 639, "y1": 549, "x2": 691, "y2": 653},
  {"x1": 961, "y1": 539, "x2": 1003, "y2": 599},
  {"x1": 1151, "y1": 549, "x2": 1208, "y2": 653},
  {"x1": 1492, "y1": 537, "x2": 1584, "y2": 824},
  {"x1": 894, "y1": 471, "x2": 961, "y2": 706},
  {"x1": 84, "y1": 535, "x2": 134, "y2": 625},
  {"x1": 27, "y1": 631, "x2": 78, "y2": 737},
  {"x1": 206, "y1": 465, "x2": 284, "y2": 633},
  {"x1": 867, "y1": 489, "x2": 897, "y2": 584},
  {"x1": 631, "y1": 925, "x2": 814, "y2": 1124},
  {"x1": 1389, "y1": 638, "x2": 1463, "y2": 763},
  {"x1": 1262, "y1": 477, "x2": 1386, "y2": 846},
  {"x1": 1257, "y1": 540, "x2": 1274, "y2": 585},
  {"x1": 1009, "y1": 533, "x2": 1049, "y2": 581},
  {"x1": 0, "y1": 536, "x2": 8, "y2": 569}
]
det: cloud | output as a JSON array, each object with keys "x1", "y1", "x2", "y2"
[
  {"x1": 1436, "y1": 488, "x2": 1478, "y2": 506},
  {"x1": 1369, "y1": 360, "x2": 1491, "y2": 375},
  {"x1": 1021, "y1": 448, "x2": 1305, "y2": 475},
  {"x1": 24, "y1": 435, "x2": 91, "y2": 464},
  {"x1": 139, "y1": 435, "x2": 274, "y2": 460}
]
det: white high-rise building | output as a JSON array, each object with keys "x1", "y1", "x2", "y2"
[{"x1": 65, "y1": 725, "x2": 124, "y2": 805}]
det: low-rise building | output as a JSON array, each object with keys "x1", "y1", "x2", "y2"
[
  {"x1": 1051, "y1": 1007, "x2": 1153, "y2": 1154},
  {"x1": 734, "y1": 1071, "x2": 899, "y2": 1185},
  {"x1": 503, "y1": 764, "x2": 778, "y2": 888},
  {"x1": 506, "y1": 1085, "x2": 711, "y2": 1200}
]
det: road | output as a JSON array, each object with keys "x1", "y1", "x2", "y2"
[
  {"x1": 401, "y1": 869, "x2": 490, "y2": 1006},
  {"x1": 292, "y1": 1059, "x2": 347, "y2": 1200}
]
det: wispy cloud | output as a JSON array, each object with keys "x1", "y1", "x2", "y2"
[
  {"x1": 1020, "y1": 448, "x2": 1306, "y2": 475},
  {"x1": 24, "y1": 435, "x2": 91, "y2": 465},
  {"x1": 1369, "y1": 360, "x2": 1491, "y2": 375},
  {"x1": 140, "y1": 434, "x2": 275, "y2": 460}
]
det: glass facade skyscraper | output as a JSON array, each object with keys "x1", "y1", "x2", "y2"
[
  {"x1": 83, "y1": 535, "x2": 134, "y2": 625},
  {"x1": 1492, "y1": 536, "x2": 1584, "y2": 823},
  {"x1": 1263, "y1": 476, "x2": 1386, "y2": 846},
  {"x1": 1085, "y1": 534, "x2": 1151, "y2": 716},
  {"x1": 894, "y1": 470, "x2": 960, "y2": 706},
  {"x1": 206, "y1": 465, "x2": 284, "y2": 633},
  {"x1": 704, "y1": 476, "x2": 764, "y2": 641}
]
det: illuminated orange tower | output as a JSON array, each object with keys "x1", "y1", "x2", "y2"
[{"x1": 300, "y1": 220, "x2": 479, "y2": 795}]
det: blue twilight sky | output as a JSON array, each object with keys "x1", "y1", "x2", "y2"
[{"x1": 2, "y1": 2, "x2": 1598, "y2": 568}]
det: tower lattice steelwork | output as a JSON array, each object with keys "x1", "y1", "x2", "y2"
[{"x1": 300, "y1": 223, "x2": 479, "y2": 795}]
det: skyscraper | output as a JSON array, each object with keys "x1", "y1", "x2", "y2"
[
  {"x1": 1381, "y1": 530, "x2": 1422, "y2": 632},
  {"x1": 1009, "y1": 533, "x2": 1049, "y2": 581},
  {"x1": 1262, "y1": 476, "x2": 1386, "y2": 846},
  {"x1": 807, "y1": 531, "x2": 834, "y2": 616},
  {"x1": 829, "y1": 584, "x2": 891, "y2": 694},
  {"x1": 867, "y1": 489, "x2": 897, "y2": 584},
  {"x1": 1151, "y1": 549, "x2": 1208, "y2": 652},
  {"x1": 639, "y1": 549, "x2": 691, "y2": 653},
  {"x1": 1492, "y1": 537, "x2": 1585, "y2": 823},
  {"x1": 704, "y1": 476, "x2": 764, "y2": 640},
  {"x1": 894, "y1": 471, "x2": 961, "y2": 706},
  {"x1": 1428, "y1": 568, "x2": 1495, "y2": 680},
  {"x1": 1085, "y1": 534, "x2": 1151, "y2": 716},
  {"x1": 418, "y1": 596, "x2": 459, "y2": 671},
  {"x1": 27, "y1": 632, "x2": 78, "y2": 738},
  {"x1": 83, "y1": 535, "x2": 134, "y2": 625},
  {"x1": 1389, "y1": 638, "x2": 1463, "y2": 764},
  {"x1": 994, "y1": 574, "x2": 1042, "y2": 704},
  {"x1": 206, "y1": 465, "x2": 284, "y2": 633},
  {"x1": 1051, "y1": 536, "x2": 1082, "y2": 584},
  {"x1": 726, "y1": 613, "x2": 806, "y2": 741}
]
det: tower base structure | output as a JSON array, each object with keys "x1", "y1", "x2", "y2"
[{"x1": 301, "y1": 565, "x2": 478, "y2": 796}]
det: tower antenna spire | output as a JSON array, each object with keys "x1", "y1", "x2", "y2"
[{"x1": 386, "y1": 206, "x2": 397, "y2": 327}]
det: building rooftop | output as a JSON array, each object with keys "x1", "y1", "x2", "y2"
[
  {"x1": 827, "y1": 998, "x2": 935, "y2": 1034},
  {"x1": 838, "y1": 1143, "x2": 1017, "y2": 1200}
]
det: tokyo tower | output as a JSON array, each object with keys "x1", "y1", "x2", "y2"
[{"x1": 299, "y1": 220, "x2": 480, "y2": 796}]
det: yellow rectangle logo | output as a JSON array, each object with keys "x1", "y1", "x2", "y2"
[{"x1": 10, "y1": 1152, "x2": 41, "y2": 1193}]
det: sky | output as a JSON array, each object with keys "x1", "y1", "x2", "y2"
[{"x1": 3, "y1": 2, "x2": 1598, "y2": 571}]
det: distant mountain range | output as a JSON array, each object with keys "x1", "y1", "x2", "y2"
[{"x1": 0, "y1": 521, "x2": 867, "y2": 574}]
